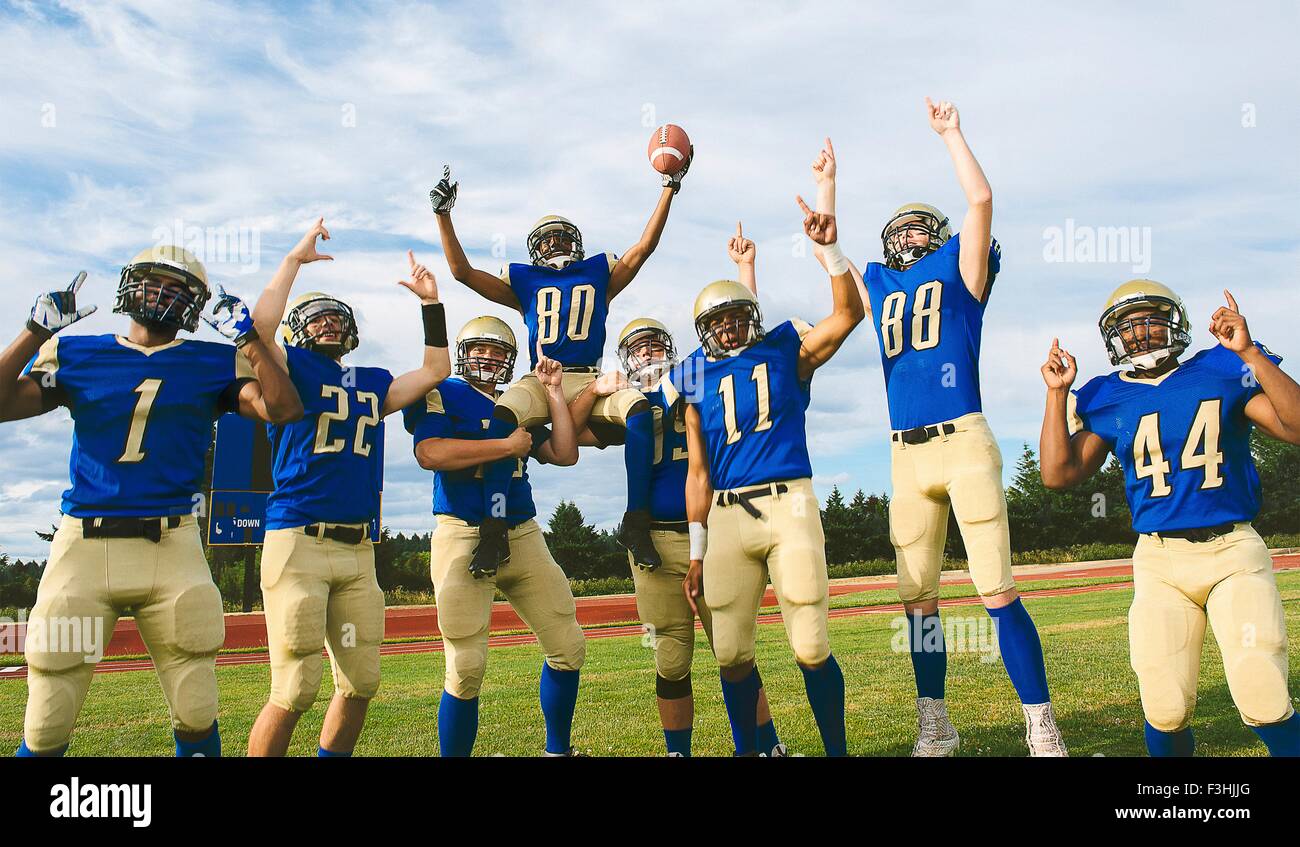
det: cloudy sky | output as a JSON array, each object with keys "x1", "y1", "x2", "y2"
[{"x1": 0, "y1": 1, "x2": 1296, "y2": 557}]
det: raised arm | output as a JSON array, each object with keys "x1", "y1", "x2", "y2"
[
  {"x1": 794, "y1": 197, "x2": 865, "y2": 381},
  {"x1": 607, "y1": 185, "x2": 677, "y2": 302},
  {"x1": 682, "y1": 402, "x2": 712, "y2": 616},
  {"x1": 0, "y1": 271, "x2": 97, "y2": 422},
  {"x1": 532, "y1": 354, "x2": 578, "y2": 466},
  {"x1": 383, "y1": 251, "x2": 452, "y2": 417},
  {"x1": 1038, "y1": 339, "x2": 1109, "y2": 489},
  {"x1": 927, "y1": 98, "x2": 993, "y2": 302},
  {"x1": 1211, "y1": 290, "x2": 1300, "y2": 445},
  {"x1": 430, "y1": 166, "x2": 521, "y2": 312},
  {"x1": 727, "y1": 221, "x2": 757, "y2": 294},
  {"x1": 204, "y1": 288, "x2": 304, "y2": 424},
  {"x1": 250, "y1": 218, "x2": 335, "y2": 358},
  {"x1": 808, "y1": 138, "x2": 871, "y2": 317}
]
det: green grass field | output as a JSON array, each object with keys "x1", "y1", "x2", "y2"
[{"x1": 2, "y1": 572, "x2": 1297, "y2": 757}]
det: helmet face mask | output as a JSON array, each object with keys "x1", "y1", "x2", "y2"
[
  {"x1": 455, "y1": 317, "x2": 518, "y2": 386},
  {"x1": 619, "y1": 327, "x2": 677, "y2": 388},
  {"x1": 115, "y1": 251, "x2": 211, "y2": 333},
  {"x1": 698, "y1": 303, "x2": 763, "y2": 358},
  {"x1": 283, "y1": 295, "x2": 359, "y2": 357},
  {"x1": 1098, "y1": 282, "x2": 1191, "y2": 371},
  {"x1": 881, "y1": 205, "x2": 951, "y2": 271},
  {"x1": 527, "y1": 217, "x2": 584, "y2": 270}
]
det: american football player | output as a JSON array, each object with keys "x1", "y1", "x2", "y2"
[
  {"x1": 675, "y1": 197, "x2": 863, "y2": 757},
  {"x1": 429, "y1": 153, "x2": 691, "y2": 579},
  {"x1": 1040, "y1": 282, "x2": 1300, "y2": 757},
  {"x1": 243, "y1": 220, "x2": 452, "y2": 757},
  {"x1": 566, "y1": 227, "x2": 787, "y2": 757},
  {"x1": 810, "y1": 105, "x2": 1065, "y2": 756},
  {"x1": 404, "y1": 317, "x2": 587, "y2": 757},
  {"x1": 0, "y1": 247, "x2": 303, "y2": 757}
]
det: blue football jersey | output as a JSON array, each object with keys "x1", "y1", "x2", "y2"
[
  {"x1": 403, "y1": 377, "x2": 552, "y2": 526},
  {"x1": 674, "y1": 320, "x2": 813, "y2": 491},
  {"x1": 645, "y1": 383, "x2": 689, "y2": 522},
  {"x1": 505, "y1": 253, "x2": 613, "y2": 368},
  {"x1": 1071, "y1": 342, "x2": 1281, "y2": 534},
  {"x1": 264, "y1": 345, "x2": 393, "y2": 530},
  {"x1": 26, "y1": 334, "x2": 242, "y2": 517},
  {"x1": 863, "y1": 233, "x2": 1002, "y2": 430}
]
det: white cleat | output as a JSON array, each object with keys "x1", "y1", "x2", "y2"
[
  {"x1": 911, "y1": 697, "x2": 960, "y2": 757},
  {"x1": 1023, "y1": 702, "x2": 1069, "y2": 757},
  {"x1": 765, "y1": 743, "x2": 789, "y2": 758}
]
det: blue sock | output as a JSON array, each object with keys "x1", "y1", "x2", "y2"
[
  {"x1": 623, "y1": 409, "x2": 654, "y2": 512},
  {"x1": 1250, "y1": 712, "x2": 1300, "y2": 757},
  {"x1": 174, "y1": 721, "x2": 221, "y2": 757},
  {"x1": 438, "y1": 690, "x2": 480, "y2": 757},
  {"x1": 15, "y1": 739, "x2": 67, "y2": 757},
  {"x1": 664, "y1": 727, "x2": 693, "y2": 757},
  {"x1": 719, "y1": 667, "x2": 761, "y2": 755},
  {"x1": 317, "y1": 746, "x2": 351, "y2": 757},
  {"x1": 799, "y1": 653, "x2": 848, "y2": 757},
  {"x1": 539, "y1": 663, "x2": 580, "y2": 754},
  {"x1": 481, "y1": 417, "x2": 517, "y2": 519},
  {"x1": 756, "y1": 719, "x2": 780, "y2": 754},
  {"x1": 988, "y1": 598, "x2": 1050, "y2": 705},
  {"x1": 1145, "y1": 721, "x2": 1195, "y2": 757},
  {"x1": 907, "y1": 611, "x2": 947, "y2": 700}
]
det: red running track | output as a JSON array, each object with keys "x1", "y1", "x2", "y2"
[{"x1": 1, "y1": 555, "x2": 1295, "y2": 682}]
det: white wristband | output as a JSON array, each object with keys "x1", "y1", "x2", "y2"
[
  {"x1": 688, "y1": 521, "x2": 708, "y2": 560},
  {"x1": 820, "y1": 241, "x2": 849, "y2": 276}
]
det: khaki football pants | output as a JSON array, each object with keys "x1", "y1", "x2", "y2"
[
  {"x1": 1129, "y1": 523, "x2": 1293, "y2": 731},
  {"x1": 704, "y1": 477, "x2": 830, "y2": 669},
  {"x1": 430, "y1": 517, "x2": 585, "y2": 699},
  {"x1": 630, "y1": 529, "x2": 715, "y2": 682},
  {"x1": 889, "y1": 412, "x2": 1016, "y2": 604},
  {"x1": 260, "y1": 526, "x2": 386, "y2": 713},
  {"x1": 23, "y1": 515, "x2": 225, "y2": 752},
  {"x1": 496, "y1": 369, "x2": 646, "y2": 444}
]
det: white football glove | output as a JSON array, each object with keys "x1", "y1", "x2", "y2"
[
  {"x1": 28, "y1": 271, "x2": 97, "y2": 338},
  {"x1": 429, "y1": 165, "x2": 459, "y2": 215},
  {"x1": 661, "y1": 144, "x2": 695, "y2": 194},
  {"x1": 202, "y1": 285, "x2": 260, "y2": 348}
]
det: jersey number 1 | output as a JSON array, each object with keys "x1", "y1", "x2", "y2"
[
  {"x1": 718, "y1": 363, "x2": 772, "y2": 445},
  {"x1": 118, "y1": 378, "x2": 163, "y2": 463}
]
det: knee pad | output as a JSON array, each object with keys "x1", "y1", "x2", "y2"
[
  {"x1": 167, "y1": 660, "x2": 220, "y2": 732},
  {"x1": 492, "y1": 405, "x2": 520, "y2": 428},
  {"x1": 171, "y1": 582, "x2": 226, "y2": 657},
  {"x1": 656, "y1": 673, "x2": 692, "y2": 700},
  {"x1": 280, "y1": 592, "x2": 328, "y2": 656},
  {"x1": 445, "y1": 640, "x2": 488, "y2": 700}
]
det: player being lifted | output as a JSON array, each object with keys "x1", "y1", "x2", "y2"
[
  {"x1": 569, "y1": 225, "x2": 788, "y2": 756},
  {"x1": 405, "y1": 319, "x2": 586, "y2": 757},
  {"x1": 429, "y1": 148, "x2": 691, "y2": 578},
  {"x1": 677, "y1": 197, "x2": 863, "y2": 758},
  {"x1": 0, "y1": 247, "x2": 303, "y2": 757},
  {"x1": 243, "y1": 220, "x2": 451, "y2": 757},
  {"x1": 1040, "y1": 283, "x2": 1300, "y2": 757},
  {"x1": 811, "y1": 104, "x2": 1065, "y2": 756}
]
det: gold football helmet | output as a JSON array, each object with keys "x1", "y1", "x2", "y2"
[
  {"x1": 881, "y1": 202, "x2": 951, "y2": 271},
  {"x1": 617, "y1": 317, "x2": 677, "y2": 388},
  {"x1": 456, "y1": 316, "x2": 518, "y2": 385},
  {"x1": 693, "y1": 280, "x2": 763, "y2": 357},
  {"x1": 527, "y1": 215, "x2": 584, "y2": 270},
  {"x1": 115, "y1": 244, "x2": 212, "y2": 332},
  {"x1": 281, "y1": 292, "x2": 359, "y2": 357},
  {"x1": 1099, "y1": 279, "x2": 1191, "y2": 369}
]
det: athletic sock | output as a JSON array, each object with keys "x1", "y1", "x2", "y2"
[
  {"x1": 756, "y1": 719, "x2": 780, "y2": 754},
  {"x1": 317, "y1": 746, "x2": 352, "y2": 757},
  {"x1": 623, "y1": 409, "x2": 654, "y2": 512},
  {"x1": 664, "y1": 727, "x2": 693, "y2": 757},
  {"x1": 799, "y1": 653, "x2": 848, "y2": 757},
  {"x1": 1250, "y1": 712, "x2": 1300, "y2": 757},
  {"x1": 438, "y1": 690, "x2": 480, "y2": 757},
  {"x1": 1144, "y1": 721, "x2": 1195, "y2": 757},
  {"x1": 719, "y1": 667, "x2": 761, "y2": 755},
  {"x1": 15, "y1": 739, "x2": 67, "y2": 757},
  {"x1": 174, "y1": 720, "x2": 221, "y2": 757},
  {"x1": 907, "y1": 610, "x2": 947, "y2": 700},
  {"x1": 539, "y1": 663, "x2": 581, "y2": 754},
  {"x1": 987, "y1": 598, "x2": 1050, "y2": 705}
]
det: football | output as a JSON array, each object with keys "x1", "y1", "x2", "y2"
[{"x1": 647, "y1": 123, "x2": 691, "y2": 174}]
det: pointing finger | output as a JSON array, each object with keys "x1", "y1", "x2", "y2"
[
  {"x1": 795, "y1": 195, "x2": 813, "y2": 216},
  {"x1": 1224, "y1": 289, "x2": 1239, "y2": 313},
  {"x1": 736, "y1": 221, "x2": 743, "y2": 239},
  {"x1": 68, "y1": 270, "x2": 88, "y2": 293},
  {"x1": 408, "y1": 249, "x2": 418, "y2": 269}
]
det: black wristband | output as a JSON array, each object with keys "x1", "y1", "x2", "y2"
[
  {"x1": 422, "y1": 302, "x2": 448, "y2": 347},
  {"x1": 233, "y1": 325, "x2": 260, "y2": 349}
]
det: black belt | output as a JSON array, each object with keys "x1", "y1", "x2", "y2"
[
  {"x1": 82, "y1": 516, "x2": 182, "y2": 544},
  {"x1": 1158, "y1": 523, "x2": 1238, "y2": 543},
  {"x1": 304, "y1": 523, "x2": 368, "y2": 545},
  {"x1": 561, "y1": 365, "x2": 599, "y2": 373},
  {"x1": 652, "y1": 520, "x2": 689, "y2": 533},
  {"x1": 892, "y1": 422, "x2": 957, "y2": 445},
  {"x1": 715, "y1": 484, "x2": 789, "y2": 519}
]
